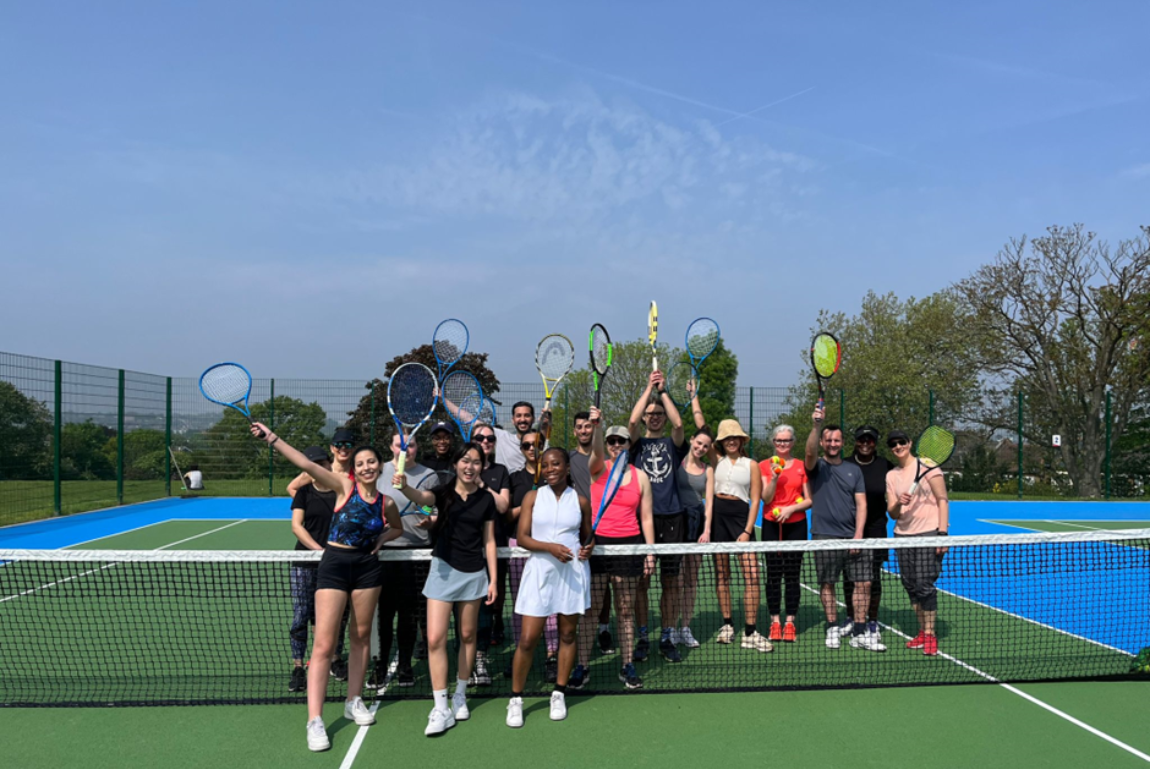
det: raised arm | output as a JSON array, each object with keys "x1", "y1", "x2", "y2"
[
  {"x1": 252, "y1": 422, "x2": 350, "y2": 494},
  {"x1": 628, "y1": 372, "x2": 658, "y2": 440},
  {"x1": 589, "y1": 413, "x2": 606, "y2": 480},
  {"x1": 393, "y1": 472, "x2": 436, "y2": 508},
  {"x1": 687, "y1": 379, "x2": 706, "y2": 431},
  {"x1": 286, "y1": 471, "x2": 313, "y2": 499},
  {"x1": 804, "y1": 406, "x2": 824, "y2": 472}
]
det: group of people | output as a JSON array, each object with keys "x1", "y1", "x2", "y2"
[{"x1": 253, "y1": 370, "x2": 949, "y2": 751}]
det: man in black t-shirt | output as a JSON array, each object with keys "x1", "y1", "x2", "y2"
[
  {"x1": 844, "y1": 425, "x2": 895, "y2": 643},
  {"x1": 423, "y1": 422, "x2": 456, "y2": 483},
  {"x1": 627, "y1": 370, "x2": 687, "y2": 664}
]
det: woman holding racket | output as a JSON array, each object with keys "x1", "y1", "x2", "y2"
[
  {"x1": 759, "y1": 424, "x2": 811, "y2": 643},
  {"x1": 506, "y1": 448, "x2": 592, "y2": 727},
  {"x1": 250, "y1": 423, "x2": 402, "y2": 753},
  {"x1": 572, "y1": 410, "x2": 656, "y2": 691},
  {"x1": 885, "y1": 429, "x2": 949, "y2": 657},
  {"x1": 673, "y1": 425, "x2": 713, "y2": 649},
  {"x1": 395, "y1": 442, "x2": 498, "y2": 736},
  {"x1": 709, "y1": 420, "x2": 771, "y2": 652}
]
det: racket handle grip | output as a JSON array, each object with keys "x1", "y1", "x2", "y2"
[
  {"x1": 394, "y1": 453, "x2": 407, "y2": 490},
  {"x1": 908, "y1": 481, "x2": 919, "y2": 495},
  {"x1": 594, "y1": 388, "x2": 601, "y2": 410},
  {"x1": 816, "y1": 398, "x2": 824, "y2": 411},
  {"x1": 652, "y1": 354, "x2": 658, "y2": 372}
]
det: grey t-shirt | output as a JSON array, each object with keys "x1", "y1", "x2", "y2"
[
  {"x1": 381, "y1": 461, "x2": 437, "y2": 548},
  {"x1": 494, "y1": 427, "x2": 527, "y2": 473},
  {"x1": 568, "y1": 449, "x2": 591, "y2": 501},
  {"x1": 808, "y1": 457, "x2": 865, "y2": 538}
]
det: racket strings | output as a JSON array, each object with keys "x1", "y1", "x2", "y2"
[
  {"x1": 916, "y1": 427, "x2": 956, "y2": 465},
  {"x1": 686, "y1": 318, "x2": 719, "y2": 360},
  {"x1": 389, "y1": 364, "x2": 437, "y2": 425},
  {"x1": 666, "y1": 361, "x2": 696, "y2": 406},
  {"x1": 536, "y1": 336, "x2": 574, "y2": 381},
  {"x1": 591, "y1": 330, "x2": 611, "y2": 375},
  {"x1": 811, "y1": 334, "x2": 841, "y2": 378},
  {"x1": 442, "y1": 371, "x2": 483, "y2": 430},
  {"x1": 433, "y1": 320, "x2": 468, "y2": 367},
  {"x1": 200, "y1": 366, "x2": 251, "y2": 404}
]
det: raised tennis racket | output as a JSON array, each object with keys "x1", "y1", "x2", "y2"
[
  {"x1": 475, "y1": 397, "x2": 497, "y2": 434},
  {"x1": 593, "y1": 455, "x2": 630, "y2": 530},
  {"x1": 387, "y1": 362, "x2": 438, "y2": 488},
  {"x1": 686, "y1": 317, "x2": 720, "y2": 370},
  {"x1": 534, "y1": 334, "x2": 575, "y2": 483},
  {"x1": 665, "y1": 360, "x2": 698, "y2": 410},
  {"x1": 589, "y1": 323, "x2": 613, "y2": 409},
  {"x1": 199, "y1": 362, "x2": 264, "y2": 436},
  {"x1": 909, "y1": 425, "x2": 955, "y2": 494},
  {"x1": 810, "y1": 332, "x2": 842, "y2": 412},
  {"x1": 648, "y1": 301, "x2": 659, "y2": 372},
  {"x1": 399, "y1": 471, "x2": 440, "y2": 517},
  {"x1": 432, "y1": 319, "x2": 469, "y2": 388},
  {"x1": 442, "y1": 370, "x2": 484, "y2": 442}
]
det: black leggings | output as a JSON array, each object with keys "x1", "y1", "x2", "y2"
[
  {"x1": 377, "y1": 559, "x2": 430, "y2": 666},
  {"x1": 764, "y1": 518, "x2": 807, "y2": 618}
]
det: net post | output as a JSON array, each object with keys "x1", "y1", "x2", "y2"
[
  {"x1": 1017, "y1": 391, "x2": 1024, "y2": 500},
  {"x1": 165, "y1": 377, "x2": 172, "y2": 497},
  {"x1": 929, "y1": 389, "x2": 934, "y2": 426},
  {"x1": 1104, "y1": 389, "x2": 1112, "y2": 500},
  {"x1": 117, "y1": 368, "x2": 125, "y2": 506},
  {"x1": 268, "y1": 379, "x2": 275, "y2": 497},
  {"x1": 53, "y1": 359, "x2": 61, "y2": 516}
]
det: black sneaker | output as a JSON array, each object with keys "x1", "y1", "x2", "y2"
[
  {"x1": 569, "y1": 664, "x2": 588, "y2": 690},
  {"x1": 289, "y1": 666, "x2": 307, "y2": 692},
  {"x1": 367, "y1": 661, "x2": 387, "y2": 690},
  {"x1": 396, "y1": 665, "x2": 415, "y2": 688},
  {"x1": 659, "y1": 636, "x2": 682, "y2": 663},
  {"x1": 544, "y1": 656, "x2": 558, "y2": 683},
  {"x1": 633, "y1": 637, "x2": 650, "y2": 663},
  {"x1": 619, "y1": 662, "x2": 643, "y2": 690},
  {"x1": 329, "y1": 658, "x2": 349, "y2": 681},
  {"x1": 598, "y1": 628, "x2": 614, "y2": 654}
]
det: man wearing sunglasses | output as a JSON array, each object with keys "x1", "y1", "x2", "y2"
[
  {"x1": 844, "y1": 425, "x2": 895, "y2": 646},
  {"x1": 627, "y1": 370, "x2": 687, "y2": 664},
  {"x1": 804, "y1": 407, "x2": 885, "y2": 653}
]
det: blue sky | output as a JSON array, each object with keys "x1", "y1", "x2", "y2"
[{"x1": 2, "y1": 1, "x2": 1147, "y2": 385}]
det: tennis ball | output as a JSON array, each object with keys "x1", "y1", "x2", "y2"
[
  {"x1": 770, "y1": 507, "x2": 782, "y2": 520},
  {"x1": 795, "y1": 496, "x2": 804, "y2": 505},
  {"x1": 770, "y1": 456, "x2": 784, "y2": 473}
]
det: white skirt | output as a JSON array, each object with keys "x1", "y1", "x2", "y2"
[
  {"x1": 422, "y1": 556, "x2": 489, "y2": 602},
  {"x1": 514, "y1": 552, "x2": 591, "y2": 617}
]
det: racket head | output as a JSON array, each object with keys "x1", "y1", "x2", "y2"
[
  {"x1": 915, "y1": 425, "x2": 956, "y2": 468},
  {"x1": 648, "y1": 301, "x2": 658, "y2": 350},
  {"x1": 665, "y1": 360, "x2": 698, "y2": 408},
  {"x1": 810, "y1": 332, "x2": 842, "y2": 380},
  {"x1": 400, "y1": 471, "x2": 441, "y2": 516},
  {"x1": 442, "y1": 370, "x2": 483, "y2": 436},
  {"x1": 535, "y1": 334, "x2": 575, "y2": 394},
  {"x1": 199, "y1": 362, "x2": 254, "y2": 418},
  {"x1": 475, "y1": 397, "x2": 497, "y2": 429},
  {"x1": 432, "y1": 318, "x2": 469, "y2": 377},
  {"x1": 590, "y1": 323, "x2": 612, "y2": 377},
  {"x1": 594, "y1": 455, "x2": 630, "y2": 529},
  {"x1": 387, "y1": 363, "x2": 438, "y2": 447},
  {"x1": 686, "y1": 317, "x2": 720, "y2": 366}
]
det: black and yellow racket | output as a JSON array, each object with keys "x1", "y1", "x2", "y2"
[
  {"x1": 648, "y1": 301, "x2": 659, "y2": 372},
  {"x1": 589, "y1": 324, "x2": 613, "y2": 409}
]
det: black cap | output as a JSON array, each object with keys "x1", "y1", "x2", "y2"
[
  {"x1": 331, "y1": 427, "x2": 355, "y2": 444},
  {"x1": 303, "y1": 446, "x2": 331, "y2": 463},
  {"x1": 854, "y1": 425, "x2": 879, "y2": 441},
  {"x1": 430, "y1": 422, "x2": 453, "y2": 435},
  {"x1": 886, "y1": 429, "x2": 910, "y2": 446}
]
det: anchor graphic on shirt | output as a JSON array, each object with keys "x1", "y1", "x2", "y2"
[{"x1": 643, "y1": 443, "x2": 672, "y2": 484}]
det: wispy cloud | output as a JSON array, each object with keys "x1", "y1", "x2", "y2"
[{"x1": 1119, "y1": 162, "x2": 1150, "y2": 179}]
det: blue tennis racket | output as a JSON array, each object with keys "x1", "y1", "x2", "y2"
[
  {"x1": 686, "y1": 317, "x2": 720, "y2": 370},
  {"x1": 199, "y1": 362, "x2": 265, "y2": 437},
  {"x1": 475, "y1": 397, "x2": 497, "y2": 432},
  {"x1": 593, "y1": 455, "x2": 630, "y2": 530},
  {"x1": 387, "y1": 362, "x2": 438, "y2": 488},
  {"x1": 442, "y1": 370, "x2": 484, "y2": 441},
  {"x1": 399, "y1": 471, "x2": 440, "y2": 517},
  {"x1": 432, "y1": 319, "x2": 469, "y2": 388}
]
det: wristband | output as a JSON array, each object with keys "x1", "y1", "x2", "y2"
[{"x1": 269, "y1": 437, "x2": 279, "y2": 447}]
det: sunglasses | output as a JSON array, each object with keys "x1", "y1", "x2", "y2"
[
  {"x1": 520, "y1": 442, "x2": 537, "y2": 450},
  {"x1": 606, "y1": 437, "x2": 628, "y2": 446},
  {"x1": 475, "y1": 435, "x2": 496, "y2": 443},
  {"x1": 888, "y1": 439, "x2": 909, "y2": 448},
  {"x1": 332, "y1": 442, "x2": 354, "y2": 450}
]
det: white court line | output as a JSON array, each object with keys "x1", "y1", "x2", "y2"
[
  {"x1": 1049, "y1": 520, "x2": 1105, "y2": 531},
  {"x1": 63, "y1": 520, "x2": 177, "y2": 549},
  {"x1": 338, "y1": 651, "x2": 396, "y2": 769},
  {"x1": 801, "y1": 582, "x2": 1149, "y2": 762}
]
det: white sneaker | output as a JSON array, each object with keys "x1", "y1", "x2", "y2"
[
  {"x1": 717, "y1": 623, "x2": 735, "y2": 644},
  {"x1": 850, "y1": 630, "x2": 888, "y2": 653},
  {"x1": 826, "y1": 625, "x2": 843, "y2": 650},
  {"x1": 343, "y1": 696, "x2": 375, "y2": 726},
  {"x1": 425, "y1": 707, "x2": 456, "y2": 736},
  {"x1": 452, "y1": 692, "x2": 470, "y2": 721},
  {"x1": 679, "y1": 627, "x2": 700, "y2": 648},
  {"x1": 549, "y1": 691, "x2": 567, "y2": 721},
  {"x1": 507, "y1": 696, "x2": 524, "y2": 728},
  {"x1": 741, "y1": 631, "x2": 774, "y2": 653},
  {"x1": 306, "y1": 717, "x2": 330, "y2": 752}
]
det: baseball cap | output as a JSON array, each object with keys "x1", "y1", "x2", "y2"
[
  {"x1": 430, "y1": 422, "x2": 453, "y2": 435},
  {"x1": 605, "y1": 426, "x2": 630, "y2": 441},
  {"x1": 331, "y1": 427, "x2": 355, "y2": 445},
  {"x1": 303, "y1": 446, "x2": 331, "y2": 463},
  {"x1": 854, "y1": 425, "x2": 879, "y2": 441},
  {"x1": 887, "y1": 429, "x2": 910, "y2": 446}
]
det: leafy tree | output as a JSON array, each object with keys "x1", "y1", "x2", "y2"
[
  {"x1": 950, "y1": 444, "x2": 1010, "y2": 493},
  {"x1": 60, "y1": 420, "x2": 116, "y2": 480},
  {"x1": 103, "y1": 429, "x2": 168, "y2": 480},
  {"x1": 200, "y1": 397, "x2": 328, "y2": 479},
  {"x1": 1112, "y1": 399, "x2": 1150, "y2": 497},
  {"x1": 0, "y1": 381, "x2": 51, "y2": 480},
  {"x1": 954, "y1": 224, "x2": 1150, "y2": 497}
]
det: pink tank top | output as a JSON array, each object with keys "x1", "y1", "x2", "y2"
[{"x1": 591, "y1": 461, "x2": 642, "y2": 538}]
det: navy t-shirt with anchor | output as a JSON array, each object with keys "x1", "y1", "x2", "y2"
[{"x1": 630, "y1": 436, "x2": 687, "y2": 516}]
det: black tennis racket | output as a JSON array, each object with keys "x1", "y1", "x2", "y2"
[{"x1": 589, "y1": 324, "x2": 613, "y2": 409}]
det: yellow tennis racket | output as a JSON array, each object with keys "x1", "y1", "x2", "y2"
[{"x1": 648, "y1": 300, "x2": 659, "y2": 372}]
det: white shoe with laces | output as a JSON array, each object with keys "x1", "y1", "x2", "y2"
[
  {"x1": 452, "y1": 692, "x2": 470, "y2": 721},
  {"x1": 679, "y1": 627, "x2": 700, "y2": 648},
  {"x1": 425, "y1": 707, "x2": 456, "y2": 736},
  {"x1": 549, "y1": 691, "x2": 567, "y2": 721},
  {"x1": 826, "y1": 625, "x2": 843, "y2": 649},
  {"x1": 741, "y1": 631, "x2": 774, "y2": 653},
  {"x1": 343, "y1": 696, "x2": 375, "y2": 726},
  {"x1": 507, "y1": 696, "x2": 525, "y2": 728},
  {"x1": 717, "y1": 624, "x2": 735, "y2": 644},
  {"x1": 850, "y1": 630, "x2": 888, "y2": 653},
  {"x1": 306, "y1": 717, "x2": 330, "y2": 752}
]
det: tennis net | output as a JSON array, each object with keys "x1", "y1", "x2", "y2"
[{"x1": 1, "y1": 529, "x2": 1147, "y2": 707}]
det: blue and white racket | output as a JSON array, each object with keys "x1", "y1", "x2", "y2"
[
  {"x1": 593, "y1": 456, "x2": 630, "y2": 530},
  {"x1": 685, "y1": 317, "x2": 720, "y2": 370},
  {"x1": 199, "y1": 362, "x2": 265, "y2": 436},
  {"x1": 432, "y1": 319, "x2": 469, "y2": 389},
  {"x1": 399, "y1": 472, "x2": 440, "y2": 517},
  {"x1": 475, "y1": 397, "x2": 497, "y2": 433},
  {"x1": 442, "y1": 370, "x2": 484, "y2": 441},
  {"x1": 387, "y1": 362, "x2": 438, "y2": 488}
]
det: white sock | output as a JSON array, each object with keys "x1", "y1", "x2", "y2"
[
  {"x1": 455, "y1": 678, "x2": 468, "y2": 697},
  {"x1": 598, "y1": 624, "x2": 609, "y2": 633},
  {"x1": 433, "y1": 689, "x2": 448, "y2": 712}
]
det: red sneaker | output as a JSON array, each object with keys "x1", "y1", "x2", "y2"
[
  {"x1": 923, "y1": 634, "x2": 938, "y2": 656},
  {"x1": 782, "y1": 622, "x2": 797, "y2": 642},
  {"x1": 768, "y1": 622, "x2": 783, "y2": 642},
  {"x1": 906, "y1": 632, "x2": 927, "y2": 649}
]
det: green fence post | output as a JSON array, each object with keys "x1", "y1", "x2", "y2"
[
  {"x1": 929, "y1": 389, "x2": 935, "y2": 426},
  {"x1": 53, "y1": 360, "x2": 61, "y2": 516},
  {"x1": 165, "y1": 377, "x2": 172, "y2": 497},
  {"x1": 748, "y1": 387, "x2": 755, "y2": 454},
  {"x1": 369, "y1": 381, "x2": 376, "y2": 446},
  {"x1": 1104, "y1": 389, "x2": 1112, "y2": 500},
  {"x1": 117, "y1": 369, "x2": 125, "y2": 506},
  {"x1": 1017, "y1": 391, "x2": 1024, "y2": 500},
  {"x1": 268, "y1": 379, "x2": 276, "y2": 496},
  {"x1": 564, "y1": 385, "x2": 569, "y2": 449},
  {"x1": 839, "y1": 389, "x2": 845, "y2": 430}
]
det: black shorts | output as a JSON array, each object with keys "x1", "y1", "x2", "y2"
[
  {"x1": 590, "y1": 534, "x2": 644, "y2": 578},
  {"x1": 710, "y1": 497, "x2": 752, "y2": 543},
  {"x1": 652, "y1": 513, "x2": 686, "y2": 577},
  {"x1": 811, "y1": 534, "x2": 873, "y2": 585},
  {"x1": 315, "y1": 546, "x2": 383, "y2": 592}
]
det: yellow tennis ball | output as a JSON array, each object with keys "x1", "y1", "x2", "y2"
[{"x1": 795, "y1": 496, "x2": 804, "y2": 505}]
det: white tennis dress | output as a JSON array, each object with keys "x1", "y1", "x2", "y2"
[{"x1": 514, "y1": 486, "x2": 591, "y2": 617}]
